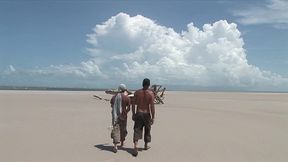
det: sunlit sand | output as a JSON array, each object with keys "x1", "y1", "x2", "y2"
[{"x1": 0, "y1": 90, "x2": 287, "y2": 162}]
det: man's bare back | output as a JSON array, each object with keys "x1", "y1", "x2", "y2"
[{"x1": 134, "y1": 89, "x2": 154, "y2": 113}]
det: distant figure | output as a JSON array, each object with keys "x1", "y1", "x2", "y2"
[
  {"x1": 132, "y1": 78, "x2": 155, "y2": 156},
  {"x1": 110, "y1": 84, "x2": 131, "y2": 153}
]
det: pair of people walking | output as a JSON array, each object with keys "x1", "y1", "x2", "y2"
[{"x1": 110, "y1": 78, "x2": 155, "y2": 157}]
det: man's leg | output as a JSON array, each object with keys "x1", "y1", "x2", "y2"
[
  {"x1": 133, "y1": 113, "x2": 143, "y2": 156},
  {"x1": 144, "y1": 114, "x2": 152, "y2": 150},
  {"x1": 133, "y1": 140, "x2": 138, "y2": 156}
]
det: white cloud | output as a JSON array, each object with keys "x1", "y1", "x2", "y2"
[
  {"x1": 233, "y1": 0, "x2": 288, "y2": 29},
  {"x1": 82, "y1": 13, "x2": 288, "y2": 89},
  {"x1": 3, "y1": 65, "x2": 16, "y2": 74},
  {"x1": 31, "y1": 61, "x2": 106, "y2": 79},
  {"x1": 2, "y1": 12, "x2": 287, "y2": 90}
]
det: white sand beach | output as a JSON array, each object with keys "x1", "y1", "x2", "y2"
[{"x1": 0, "y1": 90, "x2": 288, "y2": 162}]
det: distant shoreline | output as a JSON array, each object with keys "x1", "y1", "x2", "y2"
[{"x1": 0, "y1": 86, "x2": 287, "y2": 93}]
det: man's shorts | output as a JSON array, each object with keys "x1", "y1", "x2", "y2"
[{"x1": 133, "y1": 112, "x2": 152, "y2": 143}]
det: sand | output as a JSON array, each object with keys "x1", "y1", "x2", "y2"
[{"x1": 0, "y1": 90, "x2": 288, "y2": 162}]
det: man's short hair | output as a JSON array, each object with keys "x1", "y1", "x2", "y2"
[{"x1": 142, "y1": 78, "x2": 150, "y2": 87}]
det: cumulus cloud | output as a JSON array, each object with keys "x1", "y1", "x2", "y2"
[
  {"x1": 233, "y1": 0, "x2": 288, "y2": 29},
  {"x1": 2, "y1": 12, "x2": 287, "y2": 90},
  {"x1": 81, "y1": 12, "x2": 287, "y2": 89}
]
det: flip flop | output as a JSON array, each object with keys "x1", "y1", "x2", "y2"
[
  {"x1": 144, "y1": 145, "x2": 151, "y2": 150},
  {"x1": 132, "y1": 149, "x2": 138, "y2": 157},
  {"x1": 112, "y1": 147, "x2": 117, "y2": 153}
]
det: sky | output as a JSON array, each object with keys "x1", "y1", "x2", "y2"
[{"x1": 0, "y1": 0, "x2": 288, "y2": 91}]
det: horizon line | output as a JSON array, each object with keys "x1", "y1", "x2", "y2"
[{"x1": 0, "y1": 85, "x2": 288, "y2": 93}]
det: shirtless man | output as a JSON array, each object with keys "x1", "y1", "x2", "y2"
[{"x1": 132, "y1": 78, "x2": 155, "y2": 156}]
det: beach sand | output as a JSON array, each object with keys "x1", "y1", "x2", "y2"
[{"x1": 0, "y1": 90, "x2": 288, "y2": 162}]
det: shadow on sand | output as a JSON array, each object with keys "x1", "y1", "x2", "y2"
[
  {"x1": 94, "y1": 144, "x2": 145, "y2": 156},
  {"x1": 94, "y1": 144, "x2": 115, "y2": 153}
]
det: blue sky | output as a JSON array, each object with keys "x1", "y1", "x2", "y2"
[{"x1": 0, "y1": 0, "x2": 288, "y2": 91}]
